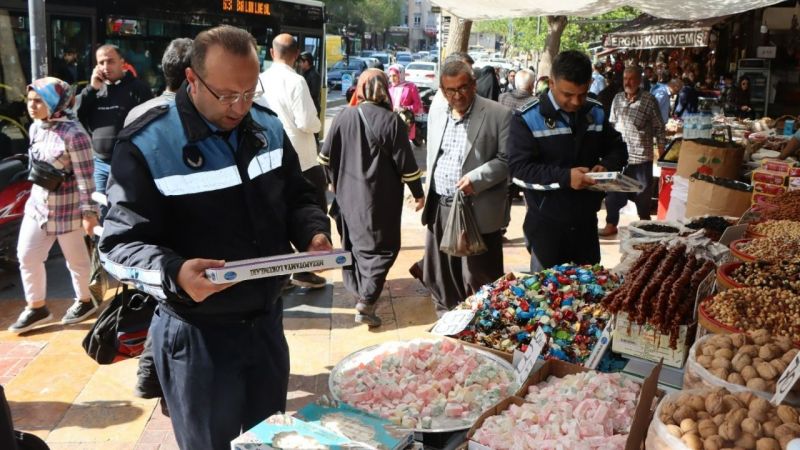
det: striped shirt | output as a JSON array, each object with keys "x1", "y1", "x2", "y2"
[
  {"x1": 433, "y1": 104, "x2": 472, "y2": 197},
  {"x1": 26, "y1": 120, "x2": 98, "y2": 235},
  {"x1": 610, "y1": 90, "x2": 666, "y2": 165}
]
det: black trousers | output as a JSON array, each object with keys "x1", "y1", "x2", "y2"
[
  {"x1": 151, "y1": 303, "x2": 289, "y2": 450},
  {"x1": 604, "y1": 161, "x2": 654, "y2": 226},
  {"x1": 526, "y1": 213, "x2": 601, "y2": 272},
  {"x1": 422, "y1": 202, "x2": 503, "y2": 316}
]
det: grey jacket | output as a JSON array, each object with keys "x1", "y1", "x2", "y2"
[{"x1": 423, "y1": 95, "x2": 511, "y2": 234}]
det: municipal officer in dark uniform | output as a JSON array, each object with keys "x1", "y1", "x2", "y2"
[
  {"x1": 508, "y1": 50, "x2": 627, "y2": 272},
  {"x1": 99, "y1": 25, "x2": 331, "y2": 449}
]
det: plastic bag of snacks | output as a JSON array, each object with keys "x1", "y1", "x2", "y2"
[
  {"x1": 684, "y1": 332, "x2": 800, "y2": 406},
  {"x1": 627, "y1": 220, "x2": 687, "y2": 239},
  {"x1": 645, "y1": 387, "x2": 800, "y2": 450}
]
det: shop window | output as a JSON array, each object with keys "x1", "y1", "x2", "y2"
[
  {"x1": 50, "y1": 16, "x2": 93, "y2": 87},
  {"x1": 0, "y1": 9, "x2": 32, "y2": 155}
]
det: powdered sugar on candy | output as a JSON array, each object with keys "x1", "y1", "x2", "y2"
[
  {"x1": 336, "y1": 339, "x2": 514, "y2": 429},
  {"x1": 473, "y1": 372, "x2": 641, "y2": 449}
]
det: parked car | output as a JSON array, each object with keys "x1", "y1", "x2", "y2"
[
  {"x1": 372, "y1": 53, "x2": 393, "y2": 68},
  {"x1": 413, "y1": 51, "x2": 430, "y2": 61},
  {"x1": 327, "y1": 58, "x2": 368, "y2": 90},
  {"x1": 396, "y1": 52, "x2": 413, "y2": 67},
  {"x1": 473, "y1": 58, "x2": 514, "y2": 71},
  {"x1": 404, "y1": 62, "x2": 438, "y2": 90},
  {"x1": 359, "y1": 56, "x2": 383, "y2": 70},
  {"x1": 360, "y1": 50, "x2": 375, "y2": 57}
]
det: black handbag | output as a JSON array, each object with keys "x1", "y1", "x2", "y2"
[
  {"x1": 82, "y1": 285, "x2": 156, "y2": 364},
  {"x1": 28, "y1": 158, "x2": 72, "y2": 191}
]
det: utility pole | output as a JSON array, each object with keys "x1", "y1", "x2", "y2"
[{"x1": 29, "y1": 0, "x2": 47, "y2": 80}]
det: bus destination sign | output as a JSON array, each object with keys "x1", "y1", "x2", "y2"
[{"x1": 222, "y1": 0, "x2": 271, "y2": 16}]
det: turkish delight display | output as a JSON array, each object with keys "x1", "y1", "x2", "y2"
[
  {"x1": 329, "y1": 339, "x2": 517, "y2": 431},
  {"x1": 471, "y1": 371, "x2": 642, "y2": 449},
  {"x1": 453, "y1": 265, "x2": 620, "y2": 364}
]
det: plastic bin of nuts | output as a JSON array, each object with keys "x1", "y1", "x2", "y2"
[
  {"x1": 747, "y1": 219, "x2": 800, "y2": 239},
  {"x1": 699, "y1": 287, "x2": 800, "y2": 343},
  {"x1": 730, "y1": 238, "x2": 800, "y2": 263},
  {"x1": 716, "y1": 261, "x2": 800, "y2": 293}
]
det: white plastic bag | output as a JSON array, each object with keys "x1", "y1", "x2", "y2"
[
  {"x1": 666, "y1": 175, "x2": 690, "y2": 221},
  {"x1": 645, "y1": 389, "x2": 707, "y2": 450},
  {"x1": 627, "y1": 220, "x2": 688, "y2": 239}
]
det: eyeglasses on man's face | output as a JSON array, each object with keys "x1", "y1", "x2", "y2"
[
  {"x1": 194, "y1": 70, "x2": 264, "y2": 105},
  {"x1": 442, "y1": 84, "x2": 473, "y2": 98}
]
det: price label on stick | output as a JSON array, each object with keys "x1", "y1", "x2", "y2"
[
  {"x1": 718, "y1": 224, "x2": 748, "y2": 246},
  {"x1": 515, "y1": 327, "x2": 547, "y2": 383},
  {"x1": 771, "y1": 350, "x2": 800, "y2": 405},
  {"x1": 430, "y1": 309, "x2": 475, "y2": 336},
  {"x1": 585, "y1": 321, "x2": 614, "y2": 370},
  {"x1": 693, "y1": 271, "x2": 716, "y2": 321}
]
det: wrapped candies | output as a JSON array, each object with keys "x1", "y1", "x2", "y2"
[{"x1": 455, "y1": 264, "x2": 621, "y2": 364}]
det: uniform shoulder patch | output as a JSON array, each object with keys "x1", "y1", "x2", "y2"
[
  {"x1": 117, "y1": 104, "x2": 170, "y2": 141},
  {"x1": 252, "y1": 102, "x2": 278, "y2": 116},
  {"x1": 519, "y1": 98, "x2": 539, "y2": 114}
]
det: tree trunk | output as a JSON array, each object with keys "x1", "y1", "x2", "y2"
[
  {"x1": 445, "y1": 15, "x2": 472, "y2": 55},
  {"x1": 536, "y1": 16, "x2": 567, "y2": 78}
]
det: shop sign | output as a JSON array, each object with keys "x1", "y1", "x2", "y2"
[
  {"x1": 605, "y1": 29, "x2": 709, "y2": 49},
  {"x1": 757, "y1": 46, "x2": 777, "y2": 58}
]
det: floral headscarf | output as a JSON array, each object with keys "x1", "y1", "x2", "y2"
[
  {"x1": 387, "y1": 64, "x2": 406, "y2": 85},
  {"x1": 349, "y1": 69, "x2": 391, "y2": 110},
  {"x1": 27, "y1": 77, "x2": 73, "y2": 120}
]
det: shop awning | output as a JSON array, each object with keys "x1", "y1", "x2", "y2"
[
  {"x1": 429, "y1": 0, "x2": 784, "y2": 21},
  {"x1": 603, "y1": 14, "x2": 729, "y2": 49}
]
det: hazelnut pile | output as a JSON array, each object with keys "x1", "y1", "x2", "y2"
[
  {"x1": 694, "y1": 331, "x2": 797, "y2": 393},
  {"x1": 729, "y1": 261, "x2": 800, "y2": 294},
  {"x1": 738, "y1": 238, "x2": 800, "y2": 263},
  {"x1": 704, "y1": 288, "x2": 800, "y2": 342},
  {"x1": 750, "y1": 220, "x2": 800, "y2": 239},
  {"x1": 659, "y1": 388, "x2": 800, "y2": 450},
  {"x1": 763, "y1": 192, "x2": 800, "y2": 222}
]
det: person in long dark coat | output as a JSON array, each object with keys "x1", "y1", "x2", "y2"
[
  {"x1": 475, "y1": 66, "x2": 500, "y2": 101},
  {"x1": 319, "y1": 69, "x2": 426, "y2": 327}
]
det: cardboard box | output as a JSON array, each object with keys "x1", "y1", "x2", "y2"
[
  {"x1": 230, "y1": 414, "x2": 351, "y2": 449},
  {"x1": 753, "y1": 181, "x2": 787, "y2": 196},
  {"x1": 685, "y1": 176, "x2": 752, "y2": 218},
  {"x1": 676, "y1": 139, "x2": 743, "y2": 179},
  {"x1": 761, "y1": 158, "x2": 793, "y2": 174},
  {"x1": 205, "y1": 250, "x2": 351, "y2": 283},
  {"x1": 296, "y1": 401, "x2": 414, "y2": 450},
  {"x1": 752, "y1": 169, "x2": 789, "y2": 186},
  {"x1": 612, "y1": 312, "x2": 694, "y2": 368},
  {"x1": 467, "y1": 359, "x2": 664, "y2": 450}
]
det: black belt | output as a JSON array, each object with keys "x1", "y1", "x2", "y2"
[{"x1": 438, "y1": 195, "x2": 454, "y2": 206}]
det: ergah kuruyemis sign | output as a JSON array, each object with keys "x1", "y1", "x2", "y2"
[{"x1": 605, "y1": 29, "x2": 710, "y2": 49}]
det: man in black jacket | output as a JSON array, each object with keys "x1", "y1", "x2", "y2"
[
  {"x1": 298, "y1": 51, "x2": 322, "y2": 115},
  {"x1": 99, "y1": 26, "x2": 331, "y2": 449},
  {"x1": 508, "y1": 50, "x2": 628, "y2": 271},
  {"x1": 77, "y1": 44, "x2": 151, "y2": 215}
]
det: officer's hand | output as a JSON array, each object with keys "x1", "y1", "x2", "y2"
[
  {"x1": 414, "y1": 195, "x2": 425, "y2": 212},
  {"x1": 456, "y1": 176, "x2": 474, "y2": 195},
  {"x1": 177, "y1": 258, "x2": 233, "y2": 303},
  {"x1": 307, "y1": 233, "x2": 333, "y2": 252},
  {"x1": 589, "y1": 165, "x2": 606, "y2": 173},
  {"x1": 570, "y1": 167, "x2": 596, "y2": 190}
]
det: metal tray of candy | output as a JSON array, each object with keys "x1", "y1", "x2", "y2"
[{"x1": 328, "y1": 338, "x2": 519, "y2": 433}]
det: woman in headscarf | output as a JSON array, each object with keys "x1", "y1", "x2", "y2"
[
  {"x1": 8, "y1": 77, "x2": 99, "y2": 334},
  {"x1": 319, "y1": 69, "x2": 425, "y2": 327},
  {"x1": 386, "y1": 64, "x2": 423, "y2": 142},
  {"x1": 475, "y1": 65, "x2": 500, "y2": 101}
]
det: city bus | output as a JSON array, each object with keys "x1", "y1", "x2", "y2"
[{"x1": 0, "y1": 0, "x2": 327, "y2": 153}]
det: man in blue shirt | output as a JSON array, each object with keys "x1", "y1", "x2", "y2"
[
  {"x1": 589, "y1": 62, "x2": 606, "y2": 97},
  {"x1": 651, "y1": 69, "x2": 682, "y2": 124}
]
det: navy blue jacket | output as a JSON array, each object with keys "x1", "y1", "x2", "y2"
[
  {"x1": 675, "y1": 85, "x2": 699, "y2": 118},
  {"x1": 508, "y1": 93, "x2": 628, "y2": 224},
  {"x1": 99, "y1": 85, "x2": 330, "y2": 322}
]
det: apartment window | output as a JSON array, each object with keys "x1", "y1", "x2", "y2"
[{"x1": 413, "y1": 14, "x2": 421, "y2": 28}]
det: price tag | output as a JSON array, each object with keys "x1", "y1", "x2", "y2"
[
  {"x1": 771, "y1": 350, "x2": 800, "y2": 405},
  {"x1": 738, "y1": 207, "x2": 762, "y2": 225},
  {"x1": 585, "y1": 321, "x2": 614, "y2": 370},
  {"x1": 693, "y1": 271, "x2": 716, "y2": 321},
  {"x1": 718, "y1": 224, "x2": 748, "y2": 246},
  {"x1": 430, "y1": 309, "x2": 476, "y2": 336},
  {"x1": 514, "y1": 327, "x2": 547, "y2": 383}
]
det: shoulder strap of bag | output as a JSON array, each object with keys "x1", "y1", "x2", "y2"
[{"x1": 357, "y1": 105, "x2": 400, "y2": 177}]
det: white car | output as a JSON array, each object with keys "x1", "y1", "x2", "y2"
[
  {"x1": 473, "y1": 58, "x2": 514, "y2": 71},
  {"x1": 404, "y1": 62, "x2": 438, "y2": 89}
]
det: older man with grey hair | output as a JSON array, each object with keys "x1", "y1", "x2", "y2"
[{"x1": 499, "y1": 69, "x2": 535, "y2": 110}]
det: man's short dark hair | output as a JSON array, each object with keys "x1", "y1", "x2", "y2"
[
  {"x1": 657, "y1": 68, "x2": 670, "y2": 83},
  {"x1": 299, "y1": 51, "x2": 314, "y2": 64},
  {"x1": 551, "y1": 50, "x2": 592, "y2": 85},
  {"x1": 440, "y1": 60, "x2": 475, "y2": 82},
  {"x1": 445, "y1": 51, "x2": 474, "y2": 66},
  {"x1": 96, "y1": 44, "x2": 123, "y2": 59},
  {"x1": 191, "y1": 25, "x2": 257, "y2": 76},
  {"x1": 162, "y1": 38, "x2": 193, "y2": 91}
]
